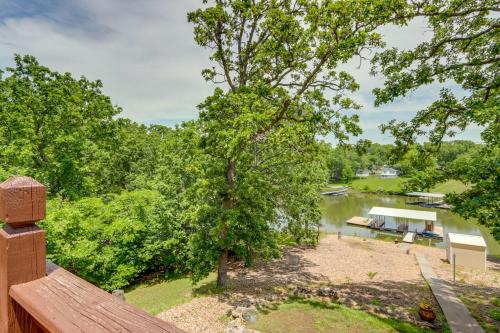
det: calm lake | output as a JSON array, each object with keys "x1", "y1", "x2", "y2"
[{"x1": 320, "y1": 191, "x2": 500, "y2": 256}]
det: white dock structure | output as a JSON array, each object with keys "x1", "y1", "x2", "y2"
[
  {"x1": 368, "y1": 207, "x2": 437, "y2": 222},
  {"x1": 368, "y1": 207, "x2": 439, "y2": 242},
  {"x1": 321, "y1": 186, "x2": 349, "y2": 196},
  {"x1": 406, "y1": 192, "x2": 445, "y2": 200}
]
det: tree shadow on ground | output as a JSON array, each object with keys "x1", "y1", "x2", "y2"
[
  {"x1": 227, "y1": 246, "x2": 329, "y2": 292},
  {"x1": 215, "y1": 246, "x2": 500, "y2": 332}
]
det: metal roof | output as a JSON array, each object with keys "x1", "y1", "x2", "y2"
[
  {"x1": 368, "y1": 206, "x2": 437, "y2": 222},
  {"x1": 406, "y1": 192, "x2": 445, "y2": 198},
  {"x1": 448, "y1": 233, "x2": 487, "y2": 248}
]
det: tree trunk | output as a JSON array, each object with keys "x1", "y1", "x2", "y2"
[
  {"x1": 217, "y1": 160, "x2": 235, "y2": 288},
  {"x1": 217, "y1": 248, "x2": 229, "y2": 288}
]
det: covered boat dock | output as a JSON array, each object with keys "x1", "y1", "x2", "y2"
[
  {"x1": 367, "y1": 206, "x2": 442, "y2": 242},
  {"x1": 406, "y1": 192, "x2": 450, "y2": 209}
]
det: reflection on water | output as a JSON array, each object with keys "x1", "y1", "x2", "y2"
[{"x1": 320, "y1": 192, "x2": 500, "y2": 255}]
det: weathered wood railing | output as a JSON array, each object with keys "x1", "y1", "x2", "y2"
[{"x1": 0, "y1": 176, "x2": 185, "y2": 333}]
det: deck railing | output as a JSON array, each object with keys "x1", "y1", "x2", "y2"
[{"x1": 0, "y1": 176, "x2": 185, "y2": 333}]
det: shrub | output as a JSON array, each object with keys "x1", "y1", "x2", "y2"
[{"x1": 41, "y1": 190, "x2": 188, "y2": 290}]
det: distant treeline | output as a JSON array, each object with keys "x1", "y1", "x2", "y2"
[{"x1": 324, "y1": 141, "x2": 481, "y2": 184}]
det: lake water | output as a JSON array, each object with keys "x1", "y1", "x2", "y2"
[{"x1": 320, "y1": 191, "x2": 500, "y2": 256}]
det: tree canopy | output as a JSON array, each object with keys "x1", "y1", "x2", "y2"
[
  {"x1": 372, "y1": 0, "x2": 499, "y2": 239},
  {"x1": 0, "y1": 55, "x2": 120, "y2": 199},
  {"x1": 187, "y1": 0, "x2": 412, "y2": 287}
]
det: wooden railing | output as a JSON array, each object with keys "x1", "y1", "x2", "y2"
[{"x1": 0, "y1": 176, "x2": 185, "y2": 333}]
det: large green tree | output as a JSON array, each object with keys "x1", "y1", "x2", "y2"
[
  {"x1": 372, "y1": 0, "x2": 499, "y2": 239},
  {"x1": 0, "y1": 55, "x2": 120, "y2": 199},
  {"x1": 188, "y1": 0, "x2": 406, "y2": 287}
]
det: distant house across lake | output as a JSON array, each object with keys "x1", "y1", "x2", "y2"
[
  {"x1": 378, "y1": 166, "x2": 399, "y2": 178},
  {"x1": 355, "y1": 169, "x2": 370, "y2": 178}
]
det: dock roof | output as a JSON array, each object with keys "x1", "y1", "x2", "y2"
[
  {"x1": 406, "y1": 192, "x2": 445, "y2": 199},
  {"x1": 368, "y1": 206, "x2": 437, "y2": 222}
]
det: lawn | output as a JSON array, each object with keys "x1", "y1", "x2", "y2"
[
  {"x1": 430, "y1": 180, "x2": 470, "y2": 193},
  {"x1": 349, "y1": 176, "x2": 408, "y2": 194},
  {"x1": 247, "y1": 299, "x2": 438, "y2": 333},
  {"x1": 328, "y1": 177, "x2": 468, "y2": 195},
  {"x1": 125, "y1": 273, "x2": 217, "y2": 315},
  {"x1": 458, "y1": 295, "x2": 500, "y2": 333}
]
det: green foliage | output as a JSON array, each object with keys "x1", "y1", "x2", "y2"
[
  {"x1": 436, "y1": 141, "x2": 480, "y2": 167},
  {"x1": 187, "y1": 0, "x2": 410, "y2": 286},
  {"x1": 40, "y1": 190, "x2": 188, "y2": 291},
  {"x1": 403, "y1": 168, "x2": 445, "y2": 193},
  {"x1": 323, "y1": 142, "x2": 438, "y2": 184},
  {"x1": 446, "y1": 146, "x2": 500, "y2": 240},
  {"x1": 0, "y1": 55, "x2": 120, "y2": 199},
  {"x1": 372, "y1": 1, "x2": 499, "y2": 239}
]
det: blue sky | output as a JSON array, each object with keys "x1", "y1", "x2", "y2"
[{"x1": 0, "y1": 0, "x2": 482, "y2": 144}]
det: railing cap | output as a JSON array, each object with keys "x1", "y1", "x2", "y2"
[{"x1": 0, "y1": 176, "x2": 46, "y2": 227}]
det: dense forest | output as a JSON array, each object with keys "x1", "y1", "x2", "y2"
[{"x1": 1, "y1": 0, "x2": 498, "y2": 291}]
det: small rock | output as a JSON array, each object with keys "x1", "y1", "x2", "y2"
[
  {"x1": 230, "y1": 308, "x2": 243, "y2": 319},
  {"x1": 242, "y1": 308, "x2": 258, "y2": 323},
  {"x1": 317, "y1": 286, "x2": 331, "y2": 296}
]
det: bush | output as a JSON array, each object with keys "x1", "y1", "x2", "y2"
[{"x1": 40, "y1": 190, "x2": 188, "y2": 291}]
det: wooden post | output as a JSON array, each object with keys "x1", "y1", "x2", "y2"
[
  {"x1": 112, "y1": 289, "x2": 126, "y2": 301},
  {"x1": 453, "y1": 253, "x2": 456, "y2": 283},
  {"x1": 0, "y1": 177, "x2": 46, "y2": 333}
]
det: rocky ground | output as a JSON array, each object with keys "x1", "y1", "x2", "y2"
[{"x1": 156, "y1": 235, "x2": 500, "y2": 333}]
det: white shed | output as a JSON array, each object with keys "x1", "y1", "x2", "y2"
[{"x1": 446, "y1": 233, "x2": 487, "y2": 271}]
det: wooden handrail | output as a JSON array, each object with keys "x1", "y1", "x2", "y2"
[
  {"x1": 0, "y1": 176, "x2": 185, "y2": 333},
  {"x1": 10, "y1": 262, "x2": 184, "y2": 333}
]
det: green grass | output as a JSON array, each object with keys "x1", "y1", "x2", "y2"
[
  {"x1": 430, "y1": 180, "x2": 469, "y2": 193},
  {"x1": 328, "y1": 177, "x2": 468, "y2": 195},
  {"x1": 459, "y1": 294, "x2": 500, "y2": 333},
  {"x1": 125, "y1": 273, "x2": 217, "y2": 315},
  {"x1": 330, "y1": 176, "x2": 407, "y2": 194},
  {"x1": 247, "y1": 299, "x2": 437, "y2": 333}
]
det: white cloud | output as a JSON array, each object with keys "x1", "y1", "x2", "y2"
[
  {"x1": 0, "y1": 1, "x2": 481, "y2": 143},
  {"x1": 0, "y1": 0, "x2": 213, "y2": 122}
]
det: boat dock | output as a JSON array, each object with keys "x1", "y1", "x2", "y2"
[
  {"x1": 406, "y1": 192, "x2": 451, "y2": 210},
  {"x1": 345, "y1": 206, "x2": 444, "y2": 241},
  {"x1": 321, "y1": 186, "x2": 349, "y2": 196},
  {"x1": 347, "y1": 216, "x2": 372, "y2": 227},
  {"x1": 346, "y1": 216, "x2": 385, "y2": 229}
]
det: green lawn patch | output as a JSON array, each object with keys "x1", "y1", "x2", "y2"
[
  {"x1": 458, "y1": 294, "x2": 500, "y2": 333},
  {"x1": 125, "y1": 273, "x2": 217, "y2": 315},
  {"x1": 247, "y1": 299, "x2": 436, "y2": 333},
  {"x1": 330, "y1": 176, "x2": 407, "y2": 194},
  {"x1": 328, "y1": 177, "x2": 468, "y2": 195},
  {"x1": 430, "y1": 180, "x2": 469, "y2": 194}
]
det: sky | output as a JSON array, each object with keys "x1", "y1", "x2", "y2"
[{"x1": 0, "y1": 0, "x2": 482, "y2": 144}]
